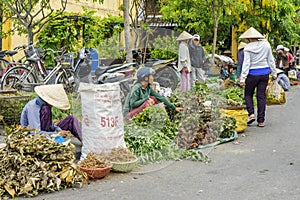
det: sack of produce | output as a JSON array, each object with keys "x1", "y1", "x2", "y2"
[
  {"x1": 79, "y1": 82, "x2": 126, "y2": 160},
  {"x1": 220, "y1": 108, "x2": 248, "y2": 133},
  {"x1": 266, "y1": 80, "x2": 286, "y2": 106}
]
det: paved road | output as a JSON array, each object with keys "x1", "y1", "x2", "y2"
[{"x1": 20, "y1": 85, "x2": 300, "y2": 200}]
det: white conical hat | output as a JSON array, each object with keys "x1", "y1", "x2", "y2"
[
  {"x1": 239, "y1": 27, "x2": 265, "y2": 39},
  {"x1": 34, "y1": 84, "x2": 70, "y2": 110},
  {"x1": 177, "y1": 31, "x2": 193, "y2": 41},
  {"x1": 276, "y1": 68, "x2": 284, "y2": 74},
  {"x1": 238, "y1": 42, "x2": 247, "y2": 50}
]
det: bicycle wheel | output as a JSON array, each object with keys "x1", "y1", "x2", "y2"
[
  {"x1": 0, "y1": 58, "x2": 10, "y2": 78},
  {"x1": 55, "y1": 69, "x2": 76, "y2": 93},
  {"x1": 0, "y1": 66, "x2": 37, "y2": 91}
]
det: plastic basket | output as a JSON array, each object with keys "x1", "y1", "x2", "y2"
[
  {"x1": 111, "y1": 158, "x2": 138, "y2": 173},
  {"x1": 79, "y1": 164, "x2": 112, "y2": 180},
  {"x1": 62, "y1": 53, "x2": 74, "y2": 68}
]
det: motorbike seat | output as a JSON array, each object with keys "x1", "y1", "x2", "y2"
[
  {"x1": 95, "y1": 64, "x2": 122, "y2": 76},
  {"x1": 95, "y1": 63, "x2": 135, "y2": 76}
]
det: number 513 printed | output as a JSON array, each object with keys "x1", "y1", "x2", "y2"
[{"x1": 100, "y1": 116, "x2": 119, "y2": 127}]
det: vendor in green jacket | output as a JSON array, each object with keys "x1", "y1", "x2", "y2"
[{"x1": 123, "y1": 67, "x2": 183, "y2": 119}]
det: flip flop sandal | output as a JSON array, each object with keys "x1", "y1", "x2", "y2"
[
  {"x1": 247, "y1": 115, "x2": 255, "y2": 125},
  {"x1": 257, "y1": 122, "x2": 265, "y2": 127}
]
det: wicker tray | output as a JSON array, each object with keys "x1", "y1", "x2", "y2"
[
  {"x1": 79, "y1": 164, "x2": 112, "y2": 180},
  {"x1": 111, "y1": 158, "x2": 138, "y2": 173}
]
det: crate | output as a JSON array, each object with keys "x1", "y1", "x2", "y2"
[{"x1": 0, "y1": 91, "x2": 31, "y2": 125}]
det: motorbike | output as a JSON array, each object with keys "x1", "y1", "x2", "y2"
[
  {"x1": 144, "y1": 58, "x2": 179, "y2": 91},
  {"x1": 94, "y1": 49, "x2": 180, "y2": 105},
  {"x1": 95, "y1": 62, "x2": 137, "y2": 104}
]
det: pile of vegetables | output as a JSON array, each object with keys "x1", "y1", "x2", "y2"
[
  {"x1": 0, "y1": 126, "x2": 87, "y2": 198},
  {"x1": 124, "y1": 106, "x2": 209, "y2": 164},
  {"x1": 0, "y1": 92, "x2": 34, "y2": 126},
  {"x1": 79, "y1": 152, "x2": 110, "y2": 168}
]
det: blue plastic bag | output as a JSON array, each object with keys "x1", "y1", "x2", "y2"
[{"x1": 54, "y1": 136, "x2": 66, "y2": 144}]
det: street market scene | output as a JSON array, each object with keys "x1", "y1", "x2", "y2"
[{"x1": 0, "y1": 0, "x2": 300, "y2": 199}]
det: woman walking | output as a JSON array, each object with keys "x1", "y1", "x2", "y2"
[{"x1": 239, "y1": 27, "x2": 277, "y2": 127}]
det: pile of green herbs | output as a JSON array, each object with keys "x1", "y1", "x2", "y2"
[{"x1": 124, "y1": 106, "x2": 209, "y2": 165}]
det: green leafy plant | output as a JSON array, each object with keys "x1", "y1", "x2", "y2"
[
  {"x1": 150, "y1": 32, "x2": 178, "y2": 59},
  {"x1": 36, "y1": 9, "x2": 123, "y2": 68}
]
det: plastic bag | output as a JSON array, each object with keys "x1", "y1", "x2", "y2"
[
  {"x1": 220, "y1": 109, "x2": 248, "y2": 133},
  {"x1": 266, "y1": 80, "x2": 286, "y2": 105}
]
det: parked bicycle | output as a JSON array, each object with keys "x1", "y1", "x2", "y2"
[
  {"x1": 0, "y1": 43, "x2": 92, "y2": 92},
  {"x1": 0, "y1": 45, "x2": 29, "y2": 78}
]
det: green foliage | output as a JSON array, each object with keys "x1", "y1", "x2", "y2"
[
  {"x1": 0, "y1": 0, "x2": 67, "y2": 43},
  {"x1": 36, "y1": 9, "x2": 123, "y2": 68},
  {"x1": 96, "y1": 34, "x2": 125, "y2": 59},
  {"x1": 150, "y1": 31, "x2": 178, "y2": 59},
  {"x1": 124, "y1": 106, "x2": 208, "y2": 164},
  {"x1": 159, "y1": 0, "x2": 300, "y2": 51}
]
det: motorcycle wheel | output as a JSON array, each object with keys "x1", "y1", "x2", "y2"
[{"x1": 154, "y1": 66, "x2": 179, "y2": 91}]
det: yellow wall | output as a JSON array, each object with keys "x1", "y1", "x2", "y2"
[
  {"x1": 231, "y1": 26, "x2": 238, "y2": 61},
  {"x1": 2, "y1": 0, "x2": 122, "y2": 50},
  {"x1": 2, "y1": 18, "x2": 12, "y2": 51}
]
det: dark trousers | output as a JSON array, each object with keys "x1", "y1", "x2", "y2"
[{"x1": 244, "y1": 74, "x2": 269, "y2": 123}]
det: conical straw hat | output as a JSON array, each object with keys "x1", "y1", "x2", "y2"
[
  {"x1": 177, "y1": 31, "x2": 193, "y2": 41},
  {"x1": 276, "y1": 68, "x2": 284, "y2": 74},
  {"x1": 34, "y1": 84, "x2": 70, "y2": 110},
  {"x1": 239, "y1": 27, "x2": 265, "y2": 39},
  {"x1": 238, "y1": 42, "x2": 247, "y2": 50}
]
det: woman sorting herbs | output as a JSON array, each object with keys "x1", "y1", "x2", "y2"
[
  {"x1": 238, "y1": 27, "x2": 277, "y2": 127},
  {"x1": 20, "y1": 84, "x2": 82, "y2": 143},
  {"x1": 123, "y1": 67, "x2": 183, "y2": 119}
]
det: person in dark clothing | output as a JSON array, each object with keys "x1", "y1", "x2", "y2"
[{"x1": 189, "y1": 34, "x2": 206, "y2": 87}]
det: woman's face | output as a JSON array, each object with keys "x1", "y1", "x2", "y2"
[
  {"x1": 148, "y1": 75, "x2": 154, "y2": 84},
  {"x1": 193, "y1": 39, "x2": 199, "y2": 45}
]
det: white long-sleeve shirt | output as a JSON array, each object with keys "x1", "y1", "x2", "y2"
[{"x1": 177, "y1": 41, "x2": 191, "y2": 72}]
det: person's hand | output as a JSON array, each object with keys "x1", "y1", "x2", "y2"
[
  {"x1": 272, "y1": 76, "x2": 277, "y2": 80},
  {"x1": 149, "y1": 98, "x2": 155, "y2": 105},
  {"x1": 239, "y1": 81, "x2": 245, "y2": 86},
  {"x1": 175, "y1": 107, "x2": 184, "y2": 112},
  {"x1": 59, "y1": 130, "x2": 69, "y2": 138}
]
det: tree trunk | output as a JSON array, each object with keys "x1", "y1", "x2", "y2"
[
  {"x1": 212, "y1": 16, "x2": 218, "y2": 61},
  {"x1": 28, "y1": 28, "x2": 34, "y2": 44},
  {"x1": 124, "y1": 0, "x2": 133, "y2": 63}
]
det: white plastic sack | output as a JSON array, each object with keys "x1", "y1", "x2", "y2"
[{"x1": 79, "y1": 82, "x2": 126, "y2": 160}]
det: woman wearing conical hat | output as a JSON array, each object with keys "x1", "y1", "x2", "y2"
[
  {"x1": 20, "y1": 84, "x2": 82, "y2": 143},
  {"x1": 177, "y1": 31, "x2": 193, "y2": 91},
  {"x1": 239, "y1": 27, "x2": 277, "y2": 127}
]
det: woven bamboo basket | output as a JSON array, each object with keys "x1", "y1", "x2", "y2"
[{"x1": 79, "y1": 164, "x2": 112, "y2": 180}]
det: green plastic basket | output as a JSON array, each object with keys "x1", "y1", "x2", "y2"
[{"x1": 111, "y1": 158, "x2": 138, "y2": 173}]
